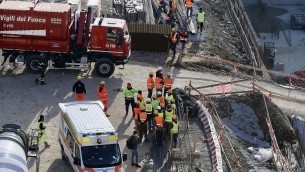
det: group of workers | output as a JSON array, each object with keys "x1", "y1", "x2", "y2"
[{"x1": 123, "y1": 66, "x2": 179, "y2": 147}]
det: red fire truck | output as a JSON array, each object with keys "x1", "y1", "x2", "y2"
[{"x1": 0, "y1": 1, "x2": 131, "y2": 77}]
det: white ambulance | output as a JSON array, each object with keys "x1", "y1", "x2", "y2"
[{"x1": 58, "y1": 101, "x2": 127, "y2": 172}]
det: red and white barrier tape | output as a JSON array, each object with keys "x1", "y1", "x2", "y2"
[{"x1": 197, "y1": 101, "x2": 223, "y2": 172}]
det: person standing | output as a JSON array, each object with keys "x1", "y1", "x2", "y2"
[
  {"x1": 73, "y1": 76, "x2": 86, "y2": 101},
  {"x1": 170, "y1": 115, "x2": 179, "y2": 148},
  {"x1": 179, "y1": 29, "x2": 189, "y2": 52},
  {"x1": 133, "y1": 102, "x2": 141, "y2": 130},
  {"x1": 156, "y1": 66, "x2": 163, "y2": 78},
  {"x1": 185, "y1": 0, "x2": 193, "y2": 18},
  {"x1": 154, "y1": 110, "x2": 164, "y2": 146},
  {"x1": 155, "y1": 73, "x2": 164, "y2": 94},
  {"x1": 163, "y1": 72, "x2": 173, "y2": 96},
  {"x1": 147, "y1": 71, "x2": 155, "y2": 99},
  {"x1": 157, "y1": 91, "x2": 165, "y2": 107},
  {"x1": 129, "y1": 131, "x2": 141, "y2": 168},
  {"x1": 145, "y1": 98, "x2": 153, "y2": 132},
  {"x1": 37, "y1": 115, "x2": 51, "y2": 148},
  {"x1": 123, "y1": 83, "x2": 138, "y2": 116},
  {"x1": 170, "y1": 28, "x2": 179, "y2": 57},
  {"x1": 152, "y1": 95, "x2": 160, "y2": 112},
  {"x1": 97, "y1": 81, "x2": 109, "y2": 117},
  {"x1": 136, "y1": 94, "x2": 145, "y2": 108},
  {"x1": 197, "y1": 8, "x2": 205, "y2": 33},
  {"x1": 165, "y1": 89, "x2": 174, "y2": 105},
  {"x1": 164, "y1": 105, "x2": 174, "y2": 139},
  {"x1": 35, "y1": 63, "x2": 47, "y2": 85},
  {"x1": 138, "y1": 106, "x2": 149, "y2": 143}
]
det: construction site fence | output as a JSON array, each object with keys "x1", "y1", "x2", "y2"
[
  {"x1": 222, "y1": 0, "x2": 273, "y2": 69},
  {"x1": 188, "y1": 79, "x2": 305, "y2": 171}
]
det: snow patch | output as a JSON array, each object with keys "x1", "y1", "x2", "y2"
[{"x1": 248, "y1": 147, "x2": 273, "y2": 162}]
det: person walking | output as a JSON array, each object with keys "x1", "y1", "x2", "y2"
[
  {"x1": 185, "y1": 0, "x2": 193, "y2": 18},
  {"x1": 170, "y1": 28, "x2": 179, "y2": 57},
  {"x1": 97, "y1": 81, "x2": 109, "y2": 117},
  {"x1": 147, "y1": 71, "x2": 155, "y2": 99},
  {"x1": 154, "y1": 110, "x2": 164, "y2": 146},
  {"x1": 138, "y1": 106, "x2": 149, "y2": 143},
  {"x1": 123, "y1": 83, "x2": 138, "y2": 116},
  {"x1": 163, "y1": 72, "x2": 173, "y2": 96},
  {"x1": 145, "y1": 98, "x2": 153, "y2": 132},
  {"x1": 197, "y1": 8, "x2": 205, "y2": 33},
  {"x1": 35, "y1": 63, "x2": 47, "y2": 85},
  {"x1": 72, "y1": 76, "x2": 86, "y2": 101},
  {"x1": 170, "y1": 115, "x2": 179, "y2": 148},
  {"x1": 129, "y1": 131, "x2": 141, "y2": 168},
  {"x1": 37, "y1": 115, "x2": 51, "y2": 147},
  {"x1": 179, "y1": 29, "x2": 189, "y2": 52}
]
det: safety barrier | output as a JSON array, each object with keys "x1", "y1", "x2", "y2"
[{"x1": 197, "y1": 101, "x2": 223, "y2": 172}]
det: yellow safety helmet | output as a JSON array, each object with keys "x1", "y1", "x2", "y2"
[
  {"x1": 77, "y1": 76, "x2": 82, "y2": 80},
  {"x1": 167, "y1": 72, "x2": 171, "y2": 76},
  {"x1": 172, "y1": 114, "x2": 177, "y2": 120},
  {"x1": 140, "y1": 106, "x2": 145, "y2": 111},
  {"x1": 167, "y1": 89, "x2": 173, "y2": 94},
  {"x1": 137, "y1": 94, "x2": 142, "y2": 99},
  {"x1": 100, "y1": 81, "x2": 105, "y2": 85},
  {"x1": 170, "y1": 99, "x2": 175, "y2": 103},
  {"x1": 152, "y1": 95, "x2": 157, "y2": 99},
  {"x1": 149, "y1": 71, "x2": 154, "y2": 75},
  {"x1": 154, "y1": 110, "x2": 158, "y2": 115}
]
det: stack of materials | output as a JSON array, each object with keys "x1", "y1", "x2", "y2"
[
  {"x1": 113, "y1": 0, "x2": 124, "y2": 13},
  {"x1": 67, "y1": 0, "x2": 81, "y2": 14},
  {"x1": 111, "y1": 0, "x2": 146, "y2": 23},
  {"x1": 87, "y1": 0, "x2": 101, "y2": 18}
]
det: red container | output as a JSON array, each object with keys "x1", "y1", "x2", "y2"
[{"x1": 0, "y1": 1, "x2": 72, "y2": 53}]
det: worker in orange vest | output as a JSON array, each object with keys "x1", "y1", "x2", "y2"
[
  {"x1": 73, "y1": 76, "x2": 86, "y2": 101},
  {"x1": 163, "y1": 72, "x2": 173, "y2": 96},
  {"x1": 179, "y1": 28, "x2": 189, "y2": 52},
  {"x1": 185, "y1": 0, "x2": 193, "y2": 18},
  {"x1": 147, "y1": 71, "x2": 155, "y2": 99},
  {"x1": 134, "y1": 102, "x2": 141, "y2": 130},
  {"x1": 137, "y1": 90, "x2": 145, "y2": 102},
  {"x1": 154, "y1": 110, "x2": 164, "y2": 146},
  {"x1": 170, "y1": 28, "x2": 179, "y2": 57},
  {"x1": 138, "y1": 106, "x2": 149, "y2": 143},
  {"x1": 97, "y1": 81, "x2": 110, "y2": 117},
  {"x1": 157, "y1": 91, "x2": 165, "y2": 106},
  {"x1": 155, "y1": 73, "x2": 164, "y2": 94}
]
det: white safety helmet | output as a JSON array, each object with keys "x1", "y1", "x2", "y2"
[
  {"x1": 146, "y1": 98, "x2": 151, "y2": 103},
  {"x1": 157, "y1": 66, "x2": 163, "y2": 71},
  {"x1": 157, "y1": 106, "x2": 161, "y2": 110},
  {"x1": 157, "y1": 91, "x2": 162, "y2": 95}
]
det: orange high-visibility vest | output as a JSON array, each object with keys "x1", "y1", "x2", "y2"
[
  {"x1": 158, "y1": 96, "x2": 165, "y2": 105},
  {"x1": 171, "y1": 32, "x2": 178, "y2": 44},
  {"x1": 134, "y1": 107, "x2": 140, "y2": 119},
  {"x1": 97, "y1": 86, "x2": 108, "y2": 104},
  {"x1": 155, "y1": 116, "x2": 164, "y2": 130},
  {"x1": 172, "y1": 0, "x2": 177, "y2": 10},
  {"x1": 163, "y1": 77, "x2": 172, "y2": 88},
  {"x1": 138, "y1": 111, "x2": 147, "y2": 124},
  {"x1": 155, "y1": 77, "x2": 163, "y2": 89},
  {"x1": 147, "y1": 77, "x2": 155, "y2": 90},
  {"x1": 185, "y1": 0, "x2": 192, "y2": 8}
]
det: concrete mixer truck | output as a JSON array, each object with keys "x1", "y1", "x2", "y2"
[{"x1": 0, "y1": 124, "x2": 40, "y2": 172}]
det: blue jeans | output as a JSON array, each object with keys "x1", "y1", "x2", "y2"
[
  {"x1": 186, "y1": 7, "x2": 193, "y2": 18},
  {"x1": 132, "y1": 149, "x2": 138, "y2": 164}
]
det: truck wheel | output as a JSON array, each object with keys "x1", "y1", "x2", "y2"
[
  {"x1": 94, "y1": 58, "x2": 115, "y2": 77},
  {"x1": 26, "y1": 54, "x2": 41, "y2": 73}
]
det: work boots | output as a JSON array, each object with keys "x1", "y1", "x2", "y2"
[
  {"x1": 41, "y1": 81, "x2": 46, "y2": 85},
  {"x1": 44, "y1": 142, "x2": 51, "y2": 148},
  {"x1": 35, "y1": 79, "x2": 39, "y2": 85}
]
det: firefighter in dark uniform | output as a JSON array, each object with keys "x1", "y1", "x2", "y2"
[{"x1": 35, "y1": 63, "x2": 47, "y2": 85}]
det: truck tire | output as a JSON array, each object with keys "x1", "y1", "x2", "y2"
[
  {"x1": 26, "y1": 54, "x2": 42, "y2": 73},
  {"x1": 94, "y1": 58, "x2": 115, "y2": 77}
]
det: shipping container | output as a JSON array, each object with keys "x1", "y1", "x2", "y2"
[{"x1": 0, "y1": 1, "x2": 72, "y2": 53}]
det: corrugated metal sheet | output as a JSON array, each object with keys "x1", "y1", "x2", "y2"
[
  {"x1": 59, "y1": 101, "x2": 116, "y2": 134},
  {"x1": 127, "y1": 23, "x2": 171, "y2": 51}
]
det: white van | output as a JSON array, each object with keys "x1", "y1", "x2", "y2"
[{"x1": 58, "y1": 101, "x2": 127, "y2": 172}]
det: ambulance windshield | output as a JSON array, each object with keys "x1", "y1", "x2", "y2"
[{"x1": 81, "y1": 144, "x2": 122, "y2": 168}]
